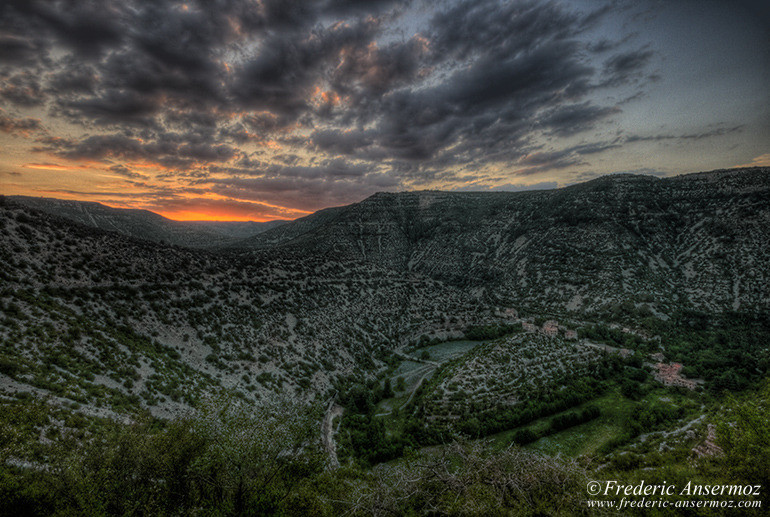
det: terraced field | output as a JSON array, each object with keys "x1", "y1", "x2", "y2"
[
  {"x1": 376, "y1": 340, "x2": 481, "y2": 416},
  {"x1": 415, "y1": 334, "x2": 605, "y2": 426}
]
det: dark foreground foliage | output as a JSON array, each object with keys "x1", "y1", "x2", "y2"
[
  {"x1": 0, "y1": 396, "x2": 326, "y2": 516},
  {"x1": 345, "y1": 441, "x2": 591, "y2": 517},
  {"x1": 0, "y1": 396, "x2": 594, "y2": 517},
  {"x1": 2, "y1": 381, "x2": 770, "y2": 516}
]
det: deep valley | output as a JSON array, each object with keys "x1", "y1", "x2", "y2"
[{"x1": 2, "y1": 167, "x2": 769, "y2": 515}]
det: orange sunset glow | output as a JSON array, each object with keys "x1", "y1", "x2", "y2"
[{"x1": 0, "y1": 0, "x2": 767, "y2": 221}]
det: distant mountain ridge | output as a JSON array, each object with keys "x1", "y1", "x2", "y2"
[
  {"x1": 6, "y1": 167, "x2": 770, "y2": 316},
  {"x1": 242, "y1": 167, "x2": 770, "y2": 314},
  {"x1": 7, "y1": 196, "x2": 286, "y2": 248}
]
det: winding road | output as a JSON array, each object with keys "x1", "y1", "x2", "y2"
[{"x1": 321, "y1": 399, "x2": 344, "y2": 468}]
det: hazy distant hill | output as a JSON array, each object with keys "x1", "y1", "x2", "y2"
[
  {"x1": 233, "y1": 204, "x2": 349, "y2": 249},
  {"x1": 7, "y1": 196, "x2": 285, "y2": 248},
  {"x1": 243, "y1": 167, "x2": 770, "y2": 315},
  {"x1": 183, "y1": 219, "x2": 286, "y2": 239}
]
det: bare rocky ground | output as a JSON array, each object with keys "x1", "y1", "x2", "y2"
[{"x1": 322, "y1": 401, "x2": 345, "y2": 468}]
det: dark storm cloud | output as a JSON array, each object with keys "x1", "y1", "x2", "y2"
[
  {"x1": 333, "y1": 0, "x2": 647, "y2": 170},
  {"x1": 229, "y1": 16, "x2": 387, "y2": 121},
  {"x1": 2, "y1": 0, "x2": 661, "y2": 206},
  {"x1": 47, "y1": 62, "x2": 98, "y2": 95},
  {"x1": 600, "y1": 49, "x2": 654, "y2": 86},
  {"x1": 0, "y1": 35, "x2": 39, "y2": 63},
  {"x1": 519, "y1": 150, "x2": 576, "y2": 167},
  {"x1": 365, "y1": 37, "x2": 597, "y2": 164},
  {"x1": 625, "y1": 125, "x2": 744, "y2": 144},
  {"x1": 0, "y1": 110, "x2": 43, "y2": 136},
  {"x1": 588, "y1": 39, "x2": 618, "y2": 54},
  {"x1": 212, "y1": 157, "x2": 375, "y2": 182},
  {"x1": 501, "y1": 139, "x2": 622, "y2": 177},
  {"x1": 0, "y1": 72, "x2": 46, "y2": 107},
  {"x1": 324, "y1": 0, "x2": 408, "y2": 16},
  {"x1": 311, "y1": 129, "x2": 376, "y2": 155},
  {"x1": 537, "y1": 103, "x2": 620, "y2": 136},
  {"x1": 206, "y1": 172, "x2": 400, "y2": 212},
  {"x1": 1, "y1": 0, "x2": 124, "y2": 59},
  {"x1": 512, "y1": 147, "x2": 585, "y2": 176},
  {"x1": 34, "y1": 133, "x2": 238, "y2": 170},
  {"x1": 571, "y1": 141, "x2": 622, "y2": 155},
  {"x1": 427, "y1": 0, "x2": 577, "y2": 61},
  {"x1": 108, "y1": 165, "x2": 146, "y2": 180},
  {"x1": 56, "y1": 90, "x2": 162, "y2": 126},
  {"x1": 198, "y1": 154, "x2": 403, "y2": 210}
]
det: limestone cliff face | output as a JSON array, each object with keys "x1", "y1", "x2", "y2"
[{"x1": 245, "y1": 167, "x2": 770, "y2": 314}]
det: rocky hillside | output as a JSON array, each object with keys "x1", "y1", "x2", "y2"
[
  {"x1": 243, "y1": 167, "x2": 770, "y2": 316},
  {"x1": 2, "y1": 167, "x2": 768, "y2": 418},
  {"x1": 0, "y1": 199, "x2": 490, "y2": 417},
  {"x1": 8, "y1": 196, "x2": 284, "y2": 248}
]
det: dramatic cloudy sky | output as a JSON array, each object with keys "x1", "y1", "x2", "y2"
[{"x1": 1, "y1": 0, "x2": 768, "y2": 220}]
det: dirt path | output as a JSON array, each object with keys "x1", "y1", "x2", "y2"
[
  {"x1": 321, "y1": 400, "x2": 344, "y2": 469},
  {"x1": 401, "y1": 368, "x2": 432, "y2": 409},
  {"x1": 375, "y1": 363, "x2": 435, "y2": 417}
]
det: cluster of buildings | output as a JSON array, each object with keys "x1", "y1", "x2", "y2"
[
  {"x1": 520, "y1": 318, "x2": 578, "y2": 340},
  {"x1": 652, "y1": 362, "x2": 699, "y2": 390}
]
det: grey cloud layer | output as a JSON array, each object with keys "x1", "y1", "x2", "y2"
[{"x1": 1, "y1": 0, "x2": 663, "y2": 208}]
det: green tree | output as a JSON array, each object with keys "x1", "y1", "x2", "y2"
[
  {"x1": 347, "y1": 440, "x2": 590, "y2": 516},
  {"x1": 395, "y1": 376, "x2": 406, "y2": 392},
  {"x1": 382, "y1": 378, "x2": 393, "y2": 399},
  {"x1": 0, "y1": 394, "x2": 327, "y2": 516},
  {"x1": 190, "y1": 394, "x2": 326, "y2": 514},
  {"x1": 716, "y1": 381, "x2": 770, "y2": 489}
]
